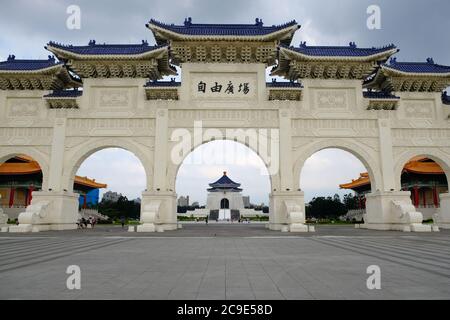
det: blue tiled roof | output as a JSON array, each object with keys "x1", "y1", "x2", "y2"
[
  {"x1": 266, "y1": 80, "x2": 303, "y2": 88},
  {"x1": 284, "y1": 42, "x2": 397, "y2": 57},
  {"x1": 44, "y1": 89, "x2": 83, "y2": 98},
  {"x1": 363, "y1": 91, "x2": 400, "y2": 100},
  {"x1": 148, "y1": 18, "x2": 299, "y2": 37},
  {"x1": 0, "y1": 55, "x2": 61, "y2": 71},
  {"x1": 46, "y1": 40, "x2": 166, "y2": 55},
  {"x1": 385, "y1": 58, "x2": 450, "y2": 74},
  {"x1": 209, "y1": 172, "x2": 241, "y2": 190},
  {"x1": 144, "y1": 79, "x2": 181, "y2": 87},
  {"x1": 443, "y1": 91, "x2": 450, "y2": 105}
]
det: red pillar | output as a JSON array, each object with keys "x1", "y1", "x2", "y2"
[
  {"x1": 9, "y1": 187, "x2": 15, "y2": 208},
  {"x1": 422, "y1": 189, "x2": 427, "y2": 208},
  {"x1": 413, "y1": 186, "x2": 419, "y2": 208},
  {"x1": 83, "y1": 195, "x2": 87, "y2": 209},
  {"x1": 433, "y1": 187, "x2": 439, "y2": 208},
  {"x1": 27, "y1": 186, "x2": 34, "y2": 206}
]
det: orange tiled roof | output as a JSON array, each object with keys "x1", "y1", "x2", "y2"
[
  {"x1": 74, "y1": 176, "x2": 107, "y2": 189},
  {"x1": 339, "y1": 173, "x2": 370, "y2": 189},
  {"x1": 340, "y1": 157, "x2": 444, "y2": 189},
  {"x1": 0, "y1": 156, "x2": 106, "y2": 189}
]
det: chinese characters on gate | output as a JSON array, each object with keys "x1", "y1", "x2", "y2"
[{"x1": 197, "y1": 81, "x2": 250, "y2": 95}]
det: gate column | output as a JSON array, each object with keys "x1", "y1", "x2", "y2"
[
  {"x1": 10, "y1": 117, "x2": 79, "y2": 232},
  {"x1": 363, "y1": 119, "x2": 432, "y2": 232},
  {"x1": 269, "y1": 108, "x2": 311, "y2": 232},
  {"x1": 138, "y1": 108, "x2": 177, "y2": 232}
]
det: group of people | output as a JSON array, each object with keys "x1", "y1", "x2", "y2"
[{"x1": 77, "y1": 216, "x2": 97, "y2": 229}]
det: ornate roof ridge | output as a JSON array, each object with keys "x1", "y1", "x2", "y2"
[
  {"x1": 384, "y1": 57, "x2": 450, "y2": 73},
  {"x1": 148, "y1": 18, "x2": 298, "y2": 30},
  {"x1": 0, "y1": 55, "x2": 62, "y2": 70},
  {"x1": 47, "y1": 40, "x2": 165, "y2": 50},
  {"x1": 289, "y1": 42, "x2": 397, "y2": 50}
]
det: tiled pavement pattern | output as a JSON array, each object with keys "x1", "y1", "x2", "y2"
[{"x1": 0, "y1": 225, "x2": 449, "y2": 299}]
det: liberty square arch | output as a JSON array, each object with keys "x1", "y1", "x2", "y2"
[{"x1": 1, "y1": 17, "x2": 450, "y2": 232}]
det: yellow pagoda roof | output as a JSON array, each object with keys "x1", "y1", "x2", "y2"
[
  {"x1": 0, "y1": 156, "x2": 106, "y2": 189},
  {"x1": 340, "y1": 157, "x2": 444, "y2": 189}
]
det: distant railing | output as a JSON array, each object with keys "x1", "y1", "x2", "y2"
[{"x1": 79, "y1": 209, "x2": 109, "y2": 221}]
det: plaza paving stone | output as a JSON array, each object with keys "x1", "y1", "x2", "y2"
[{"x1": 0, "y1": 224, "x2": 449, "y2": 300}]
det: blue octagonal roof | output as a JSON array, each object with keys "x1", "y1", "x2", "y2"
[{"x1": 208, "y1": 172, "x2": 242, "y2": 192}]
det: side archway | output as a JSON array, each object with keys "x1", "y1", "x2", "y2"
[
  {"x1": 394, "y1": 149, "x2": 450, "y2": 191},
  {"x1": 61, "y1": 138, "x2": 153, "y2": 192},
  {"x1": 0, "y1": 147, "x2": 50, "y2": 191},
  {"x1": 293, "y1": 139, "x2": 383, "y2": 192}
]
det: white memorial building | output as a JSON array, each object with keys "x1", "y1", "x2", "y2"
[{"x1": 0, "y1": 17, "x2": 449, "y2": 233}]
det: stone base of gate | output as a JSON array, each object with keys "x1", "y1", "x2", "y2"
[
  {"x1": 434, "y1": 193, "x2": 450, "y2": 229},
  {"x1": 362, "y1": 191, "x2": 433, "y2": 232},
  {"x1": 137, "y1": 191, "x2": 177, "y2": 232},
  {"x1": 268, "y1": 191, "x2": 313, "y2": 233},
  {"x1": 8, "y1": 191, "x2": 79, "y2": 233}
]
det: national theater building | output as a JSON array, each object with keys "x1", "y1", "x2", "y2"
[
  {"x1": 0, "y1": 155, "x2": 106, "y2": 219},
  {"x1": 1, "y1": 17, "x2": 450, "y2": 233},
  {"x1": 340, "y1": 157, "x2": 448, "y2": 220}
]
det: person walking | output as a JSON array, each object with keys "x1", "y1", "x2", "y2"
[
  {"x1": 205, "y1": 215, "x2": 209, "y2": 225},
  {"x1": 120, "y1": 216, "x2": 126, "y2": 229}
]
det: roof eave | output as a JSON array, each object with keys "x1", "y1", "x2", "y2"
[
  {"x1": 280, "y1": 46, "x2": 398, "y2": 62},
  {"x1": 147, "y1": 22, "x2": 300, "y2": 44},
  {"x1": 46, "y1": 44, "x2": 169, "y2": 61}
]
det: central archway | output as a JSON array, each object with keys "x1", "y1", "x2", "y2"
[{"x1": 173, "y1": 139, "x2": 272, "y2": 224}]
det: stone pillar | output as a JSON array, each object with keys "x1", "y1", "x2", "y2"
[
  {"x1": 362, "y1": 119, "x2": 432, "y2": 232},
  {"x1": 136, "y1": 108, "x2": 177, "y2": 232},
  {"x1": 377, "y1": 119, "x2": 396, "y2": 191},
  {"x1": 138, "y1": 191, "x2": 177, "y2": 232},
  {"x1": 269, "y1": 191, "x2": 312, "y2": 232},
  {"x1": 10, "y1": 117, "x2": 79, "y2": 232},
  {"x1": 435, "y1": 193, "x2": 450, "y2": 229},
  {"x1": 278, "y1": 108, "x2": 294, "y2": 192},
  {"x1": 153, "y1": 108, "x2": 169, "y2": 192},
  {"x1": 0, "y1": 194, "x2": 9, "y2": 230}
]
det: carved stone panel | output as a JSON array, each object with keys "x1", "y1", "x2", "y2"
[
  {"x1": 5, "y1": 98, "x2": 45, "y2": 126},
  {"x1": 66, "y1": 118, "x2": 155, "y2": 137},
  {"x1": 402, "y1": 101, "x2": 434, "y2": 119},
  {"x1": 0, "y1": 127, "x2": 52, "y2": 146},
  {"x1": 392, "y1": 128, "x2": 450, "y2": 147},
  {"x1": 91, "y1": 87, "x2": 137, "y2": 110},
  {"x1": 168, "y1": 109, "x2": 278, "y2": 128},
  {"x1": 292, "y1": 119, "x2": 378, "y2": 137},
  {"x1": 310, "y1": 89, "x2": 356, "y2": 116}
]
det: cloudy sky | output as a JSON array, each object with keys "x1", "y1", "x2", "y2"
[{"x1": 1, "y1": 1, "x2": 449, "y2": 204}]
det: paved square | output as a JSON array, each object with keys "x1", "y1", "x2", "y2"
[{"x1": 0, "y1": 224, "x2": 449, "y2": 300}]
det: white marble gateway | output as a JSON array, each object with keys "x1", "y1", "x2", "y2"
[{"x1": 1, "y1": 18, "x2": 449, "y2": 233}]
